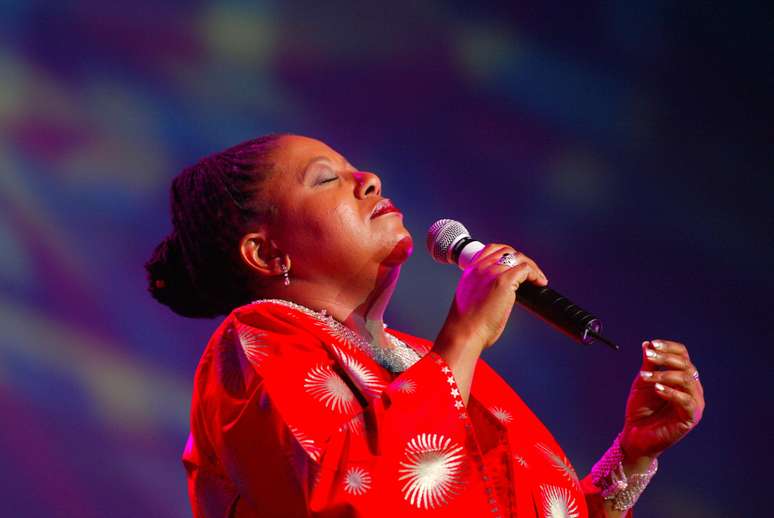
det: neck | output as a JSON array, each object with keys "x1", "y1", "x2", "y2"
[
  {"x1": 264, "y1": 264, "x2": 401, "y2": 349},
  {"x1": 344, "y1": 265, "x2": 400, "y2": 348}
]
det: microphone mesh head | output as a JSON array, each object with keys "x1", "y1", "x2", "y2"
[{"x1": 426, "y1": 219, "x2": 470, "y2": 264}]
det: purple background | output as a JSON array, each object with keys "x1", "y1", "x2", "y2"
[{"x1": 1, "y1": 1, "x2": 771, "y2": 516}]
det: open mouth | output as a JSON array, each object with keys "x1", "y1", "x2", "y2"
[{"x1": 370, "y1": 198, "x2": 401, "y2": 219}]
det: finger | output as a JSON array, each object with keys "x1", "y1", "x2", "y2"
[
  {"x1": 643, "y1": 347, "x2": 693, "y2": 372},
  {"x1": 642, "y1": 347, "x2": 706, "y2": 410},
  {"x1": 522, "y1": 258, "x2": 548, "y2": 285},
  {"x1": 480, "y1": 248, "x2": 520, "y2": 268},
  {"x1": 639, "y1": 369, "x2": 698, "y2": 395},
  {"x1": 496, "y1": 252, "x2": 548, "y2": 284},
  {"x1": 495, "y1": 261, "x2": 545, "y2": 289},
  {"x1": 693, "y1": 379, "x2": 705, "y2": 414},
  {"x1": 641, "y1": 341, "x2": 660, "y2": 371},
  {"x1": 485, "y1": 261, "x2": 533, "y2": 290},
  {"x1": 694, "y1": 374, "x2": 705, "y2": 400},
  {"x1": 480, "y1": 250, "x2": 548, "y2": 285},
  {"x1": 646, "y1": 339, "x2": 703, "y2": 399},
  {"x1": 472, "y1": 244, "x2": 517, "y2": 267},
  {"x1": 652, "y1": 383, "x2": 700, "y2": 426},
  {"x1": 691, "y1": 370, "x2": 704, "y2": 408},
  {"x1": 649, "y1": 339, "x2": 690, "y2": 360}
]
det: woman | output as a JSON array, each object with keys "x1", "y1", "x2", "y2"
[{"x1": 146, "y1": 134, "x2": 705, "y2": 517}]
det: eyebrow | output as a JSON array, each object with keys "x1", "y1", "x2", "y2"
[{"x1": 298, "y1": 155, "x2": 344, "y2": 183}]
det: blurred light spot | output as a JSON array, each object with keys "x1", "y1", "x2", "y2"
[
  {"x1": 201, "y1": 3, "x2": 277, "y2": 65},
  {"x1": 628, "y1": 90, "x2": 660, "y2": 143},
  {"x1": 544, "y1": 149, "x2": 611, "y2": 211},
  {"x1": 0, "y1": 298, "x2": 189, "y2": 434},
  {"x1": 0, "y1": 53, "x2": 171, "y2": 192},
  {"x1": 0, "y1": 145, "x2": 96, "y2": 293},
  {"x1": 0, "y1": 209, "x2": 33, "y2": 286},
  {"x1": 455, "y1": 23, "x2": 522, "y2": 83},
  {"x1": 0, "y1": 52, "x2": 25, "y2": 122},
  {"x1": 59, "y1": 80, "x2": 168, "y2": 192}
]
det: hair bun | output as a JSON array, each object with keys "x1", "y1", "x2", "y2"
[
  {"x1": 145, "y1": 133, "x2": 285, "y2": 318},
  {"x1": 145, "y1": 232, "x2": 213, "y2": 318},
  {"x1": 145, "y1": 232, "x2": 179, "y2": 293}
]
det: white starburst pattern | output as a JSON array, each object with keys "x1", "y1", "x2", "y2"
[
  {"x1": 513, "y1": 454, "x2": 529, "y2": 468},
  {"x1": 338, "y1": 413, "x2": 366, "y2": 436},
  {"x1": 312, "y1": 319, "x2": 357, "y2": 349},
  {"x1": 288, "y1": 424, "x2": 322, "y2": 463},
  {"x1": 392, "y1": 378, "x2": 417, "y2": 394},
  {"x1": 398, "y1": 433, "x2": 465, "y2": 510},
  {"x1": 535, "y1": 443, "x2": 580, "y2": 487},
  {"x1": 489, "y1": 406, "x2": 513, "y2": 424},
  {"x1": 539, "y1": 484, "x2": 579, "y2": 518},
  {"x1": 236, "y1": 324, "x2": 270, "y2": 367},
  {"x1": 343, "y1": 466, "x2": 373, "y2": 495},
  {"x1": 330, "y1": 345, "x2": 386, "y2": 397},
  {"x1": 303, "y1": 364, "x2": 356, "y2": 414}
]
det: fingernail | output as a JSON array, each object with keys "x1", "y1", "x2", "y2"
[
  {"x1": 645, "y1": 349, "x2": 659, "y2": 360},
  {"x1": 655, "y1": 383, "x2": 666, "y2": 392},
  {"x1": 640, "y1": 370, "x2": 654, "y2": 380},
  {"x1": 642, "y1": 340, "x2": 651, "y2": 349},
  {"x1": 652, "y1": 340, "x2": 665, "y2": 351}
]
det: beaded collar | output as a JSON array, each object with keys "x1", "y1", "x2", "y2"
[{"x1": 250, "y1": 298, "x2": 423, "y2": 373}]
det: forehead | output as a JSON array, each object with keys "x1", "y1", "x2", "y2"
[{"x1": 274, "y1": 135, "x2": 348, "y2": 173}]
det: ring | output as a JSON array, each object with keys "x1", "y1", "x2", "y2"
[
  {"x1": 496, "y1": 252, "x2": 519, "y2": 268},
  {"x1": 691, "y1": 370, "x2": 700, "y2": 381}
]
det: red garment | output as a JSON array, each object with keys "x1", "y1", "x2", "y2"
[{"x1": 183, "y1": 299, "x2": 630, "y2": 517}]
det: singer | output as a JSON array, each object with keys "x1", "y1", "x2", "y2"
[{"x1": 145, "y1": 134, "x2": 705, "y2": 517}]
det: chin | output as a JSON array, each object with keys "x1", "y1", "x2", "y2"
[{"x1": 381, "y1": 234, "x2": 414, "y2": 266}]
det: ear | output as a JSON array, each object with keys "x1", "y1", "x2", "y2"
[{"x1": 239, "y1": 230, "x2": 289, "y2": 279}]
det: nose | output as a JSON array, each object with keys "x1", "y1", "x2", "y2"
[{"x1": 353, "y1": 171, "x2": 381, "y2": 199}]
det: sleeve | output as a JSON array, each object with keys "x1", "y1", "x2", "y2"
[
  {"x1": 467, "y1": 356, "x2": 636, "y2": 517},
  {"x1": 199, "y1": 312, "x2": 490, "y2": 517},
  {"x1": 581, "y1": 473, "x2": 635, "y2": 518}
]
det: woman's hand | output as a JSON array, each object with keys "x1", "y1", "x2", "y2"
[
  {"x1": 442, "y1": 244, "x2": 548, "y2": 353},
  {"x1": 619, "y1": 339, "x2": 705, "y2": 462},
  {"x1": 433, "y1": 244, "x2": 548, "y2": 404}
]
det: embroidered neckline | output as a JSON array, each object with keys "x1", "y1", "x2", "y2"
[{"x1": 250, "y1": 298, "x2": 422, "y2": 373}]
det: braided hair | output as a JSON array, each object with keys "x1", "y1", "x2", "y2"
[{"x1": 145, "y1": 133, "x2": 287, "y2": 318}]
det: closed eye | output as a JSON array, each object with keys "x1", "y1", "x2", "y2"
[{"x1": 319, "y1": 176, "x2": 338, "y2": 184}]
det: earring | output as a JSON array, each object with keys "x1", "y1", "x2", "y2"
[{"x1": 281, "y1": 264, "x2": 290, "y2": 286}]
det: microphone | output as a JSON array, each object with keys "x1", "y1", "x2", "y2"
[{"x1": 426, "y1": 219, "x2": 619, "y2": 351}]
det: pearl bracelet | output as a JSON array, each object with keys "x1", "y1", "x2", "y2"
[{"x1": 590, "y1": 433, "x2": 658, "y2": 511}]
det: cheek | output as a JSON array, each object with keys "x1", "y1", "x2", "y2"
[
  {"x1": 331, "y1": 205, "x2": 370, "y2": 246},
  {"x1": 287, "y1": 204, "x2": 362, "y2": 258}
]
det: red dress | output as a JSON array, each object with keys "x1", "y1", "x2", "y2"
[{"x1": 182, "y1": 299, "x2": 629, "y2": 517}]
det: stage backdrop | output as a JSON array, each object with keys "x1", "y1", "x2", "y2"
[{"x1": 1, "y1": 1, "x2": 771, "y2": 516}]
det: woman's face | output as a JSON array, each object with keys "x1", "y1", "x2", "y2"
[{"x1": 264, "y1": 135, "x2": 413, "y2": 287}]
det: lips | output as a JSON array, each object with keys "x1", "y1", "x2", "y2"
[{"x1": 370, "y1": 198, "x2": 401, "y2": 219}]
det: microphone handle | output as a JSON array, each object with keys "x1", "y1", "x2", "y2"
[
  {"x1": 514, "y1": 283, "x2": 618, "y2": 350},
  {"x1": 451, "y1": 237, "x2": 618, "y2": 350}
]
